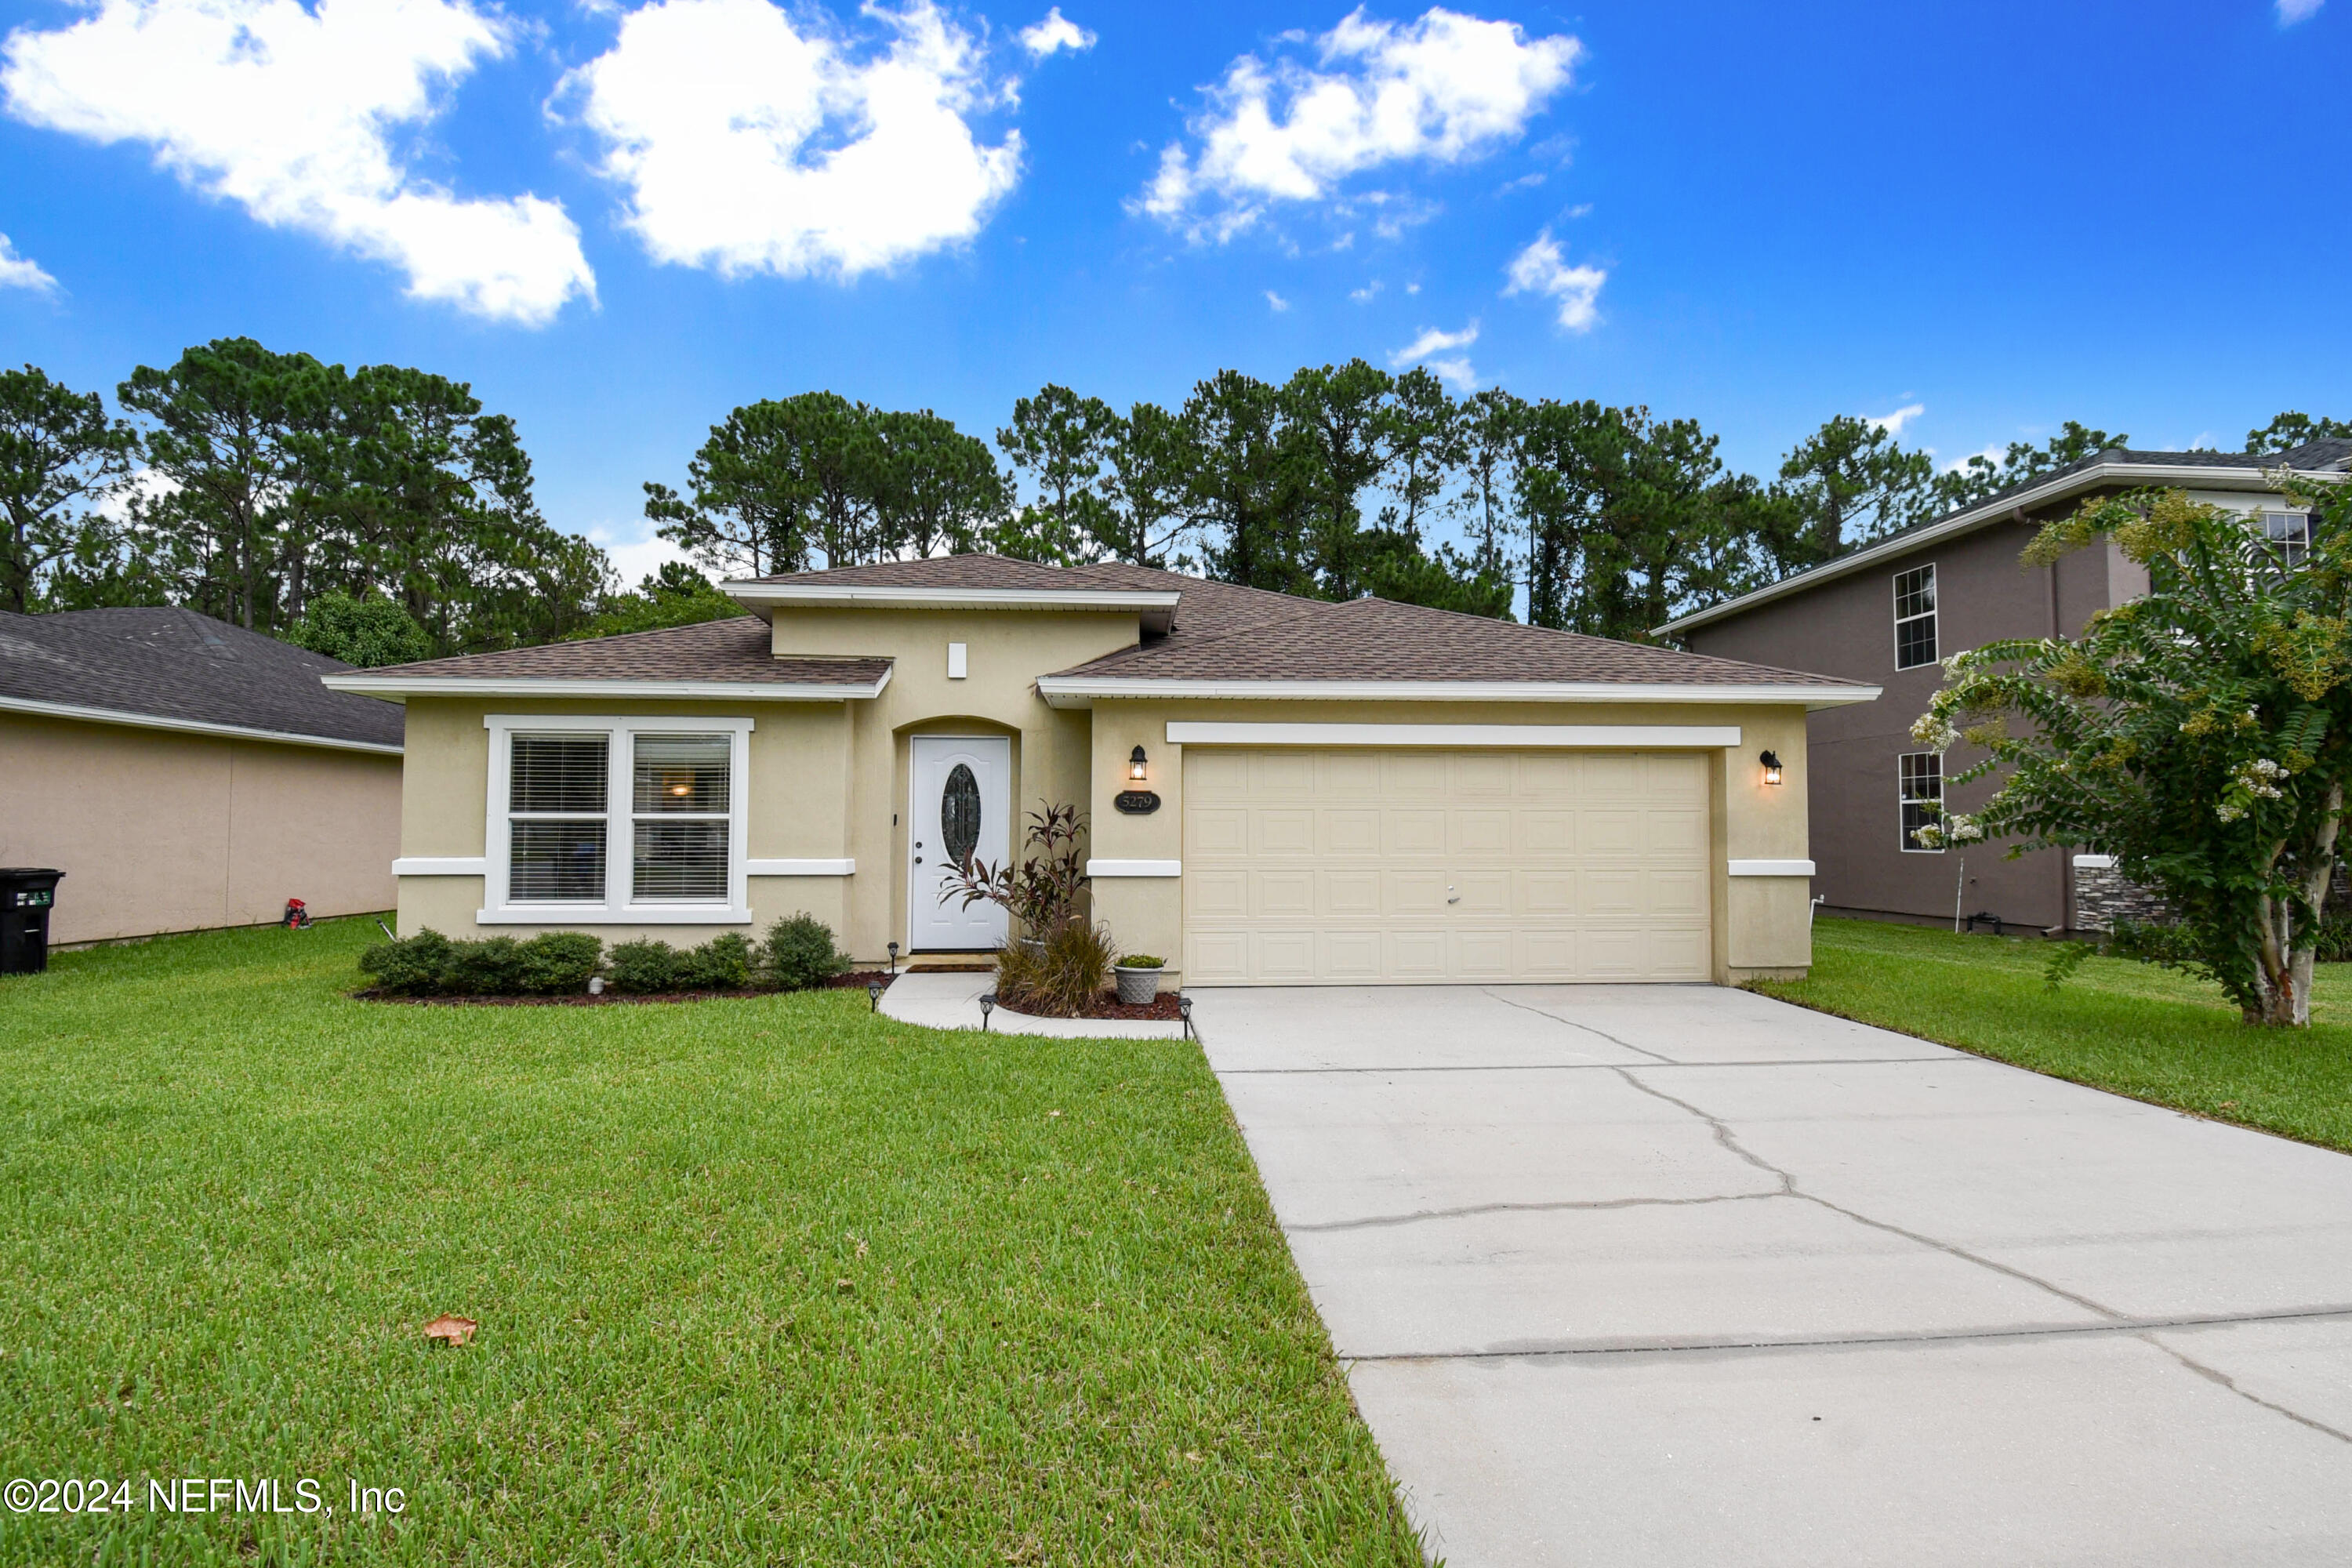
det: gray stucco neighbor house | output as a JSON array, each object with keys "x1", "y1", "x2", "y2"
[{"x1": 1659, "y1": 440, "x2": 2352, "y2": 934}]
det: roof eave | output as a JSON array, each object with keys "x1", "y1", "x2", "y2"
[
  {"x1": 725, "y1": 583, "x2": 1181, "y2": 634},
  {"x1": 0, "y1": 693, "x2": 403, "y2": 754},
  {"x1": 1656, "y1": 459, "x2": 2349, "y2": 637},
  {"x1": 320, "y1": 670, "x2": 893, "y2": 702},
  {"x1": 1033, "y1": 677, "x2": 1880, "y2": 711}
]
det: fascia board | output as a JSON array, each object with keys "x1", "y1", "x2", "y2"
[
  {"x1": 320, "y1": 673, "x2": 889, "y2": 702},
  {"x1": 1655, "y1": 460, "x2": 2348, "y2": 636},
  {"x1": 1037, "y1": 677, "x2": 1878, "y2": 710},
  {"x1": 0, "y1": 692, "x2": 402, "y2": 754}
]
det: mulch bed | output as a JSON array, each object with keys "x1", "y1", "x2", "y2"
[
  {"x1": 354, "y1": 971, "x2": 894, "y2": 1006},
  {"x1": 1004, "y1": 988, "x2": 1185, "y2": 1022}
]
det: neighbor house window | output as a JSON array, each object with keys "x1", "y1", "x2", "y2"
[
  {"x1": 1900, "y1": 753, "x2": 1944, "y2": 853},
  {"x1": 485, "y1": 716, "x2": 751, "y2": 923},
  {"x1": 1893, "y1": 564, "x2": 1937, "y2": 670},
  {"x1": 2261, "y1": 510, "x2": 2311, "y2": 568}
]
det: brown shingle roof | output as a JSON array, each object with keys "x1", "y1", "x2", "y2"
[
  {"x1": 1048, "y1": 593, "x2": 1857, "y2": 687},
  {"x1": 354, "y1": 615, "x2": 889, "y2": 686}
]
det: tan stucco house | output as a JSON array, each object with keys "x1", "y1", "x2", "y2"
[
  {"x1": 325, "y1": 557, "x2": 1878, "y2": 987},
  {"x1": 0, "y1": 607, "x2": 405, "y2": 945}
]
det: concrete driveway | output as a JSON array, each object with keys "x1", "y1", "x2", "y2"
[{"x1": 1192, "y1": 984, "x2": 2352, "y2": 1566}]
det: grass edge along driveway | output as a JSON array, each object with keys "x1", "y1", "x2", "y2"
[
  {"x1": 1754, "y1": 916, "x2": 2352, "y2": 1156},
  {"x1": 0, "y1": 920, "x2": 1427, "y2": 1567}
]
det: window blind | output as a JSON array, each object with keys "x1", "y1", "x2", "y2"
[
  {"x1": 632, "y1": 734, "x2": 730, "y2": 902},
  {"x1": 509, "y1": 735, "x2": 609, "y2": 902}
]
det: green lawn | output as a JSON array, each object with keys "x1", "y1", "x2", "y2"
[
  {"x1": 1756, "y1": 916, "x2": 2352, "y2": 1154},
  {"x1": 0, "y1": 920, "x2": 1423, "y2": 1566}
]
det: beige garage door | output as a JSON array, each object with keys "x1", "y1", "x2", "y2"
[{"x1": 1181, "y1": 747, "x2": 1711, "y2": 985}]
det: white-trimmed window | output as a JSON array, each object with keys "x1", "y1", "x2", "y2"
[
  {"x1": 2261, "y1": 509, "x2": 2311, "y2": 568},
  {"x1": 484, "y1": 715, "x2": 752, "y2": 924},
  {"x1": 1893, "y1": 564, "x2": 1937, "y2": 670},
  {"x1": 1900, "y1": 752, "x2": 1944, "y2": 853}
]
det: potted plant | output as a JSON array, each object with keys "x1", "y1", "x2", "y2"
[{"x1": 1112, "y1": 953, "x2": 1163, "y2": 1005}]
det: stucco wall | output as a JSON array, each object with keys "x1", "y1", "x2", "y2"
[{"x1": 0, "y1": 711, "x2": 400, "y2": 944}]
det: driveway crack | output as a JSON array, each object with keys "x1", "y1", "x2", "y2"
[
  {"x1": 1607, "y1": 1064, "x2": 2128, "y2": 1323},
  {"x1": 2142, "y1": 1334, "x2": 2352, "y2": 1446},
  {"x1": 1481, "y1": 989, "x2": 1676, "y2": 1062}
]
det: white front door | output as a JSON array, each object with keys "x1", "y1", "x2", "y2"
[{"x1": 908, "y1": 735, "x2": 1011, "y2": 951}]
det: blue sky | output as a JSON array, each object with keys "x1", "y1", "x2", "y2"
[{"x1": 1, "y1": 0, "x2": 2344, "y2": 583}]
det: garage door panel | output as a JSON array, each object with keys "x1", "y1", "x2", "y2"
[
  {"x1": 1581, "y1": 811, "x2": 1642, "y2": 855},
  {"x1": 1323, "y1": 808, "x2": 1381, "y2": 855},
  {"x1": 1385, "y1": 928, "x2": 1447, "y2": 976},
  {"x1": 1256, "y1": 809, "x2": 1316, "y2": 855},
  {"x1": 1258, "y1": 870, "x2": 1314, "y2": 919},
  {"x1": 1389, "y1": 870, "x2": 1449, "y2": 914},
  {"x1": 1191, "y1": 808, "x2": 1248, "y2": 856},
  {"x1": 1454, "y1": 810, "x2": 1512, "y2": 855},
  {"x1": 1182, "y1": 746, "x2": 1713, "y2": 985},
  {"x1": 1650, "y1": 869, "x2": 1707, "y2": 916}
]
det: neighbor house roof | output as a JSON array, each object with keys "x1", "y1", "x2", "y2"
[
  {"x1": 0, "y1": 606, "x2": 405, "y2": 752},
  {"x1": 322, "y1": 615, "x2": 895, "y2": 701},
  {"x1": 1657, "y1": 439, "x2": 2352, "y2": 637}
]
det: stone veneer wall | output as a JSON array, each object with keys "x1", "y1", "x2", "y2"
[
  {"x1": 2074, "y1": 858, "x2": 2352, "y2": 933},
  {"x1": 2072, "y1": 859, "x2": 2172, "y2": 933}
]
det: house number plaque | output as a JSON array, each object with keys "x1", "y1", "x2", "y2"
[{"x1": 1113, "y1": 789, "x2": 1162, "y2": 815}]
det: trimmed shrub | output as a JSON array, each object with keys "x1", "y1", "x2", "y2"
[
  {"x1": 514, "y1": 931, "x2": 603, "y2": 995},
  {"x1": 447, "y1": 936, "x2": 528, "y2": 996},
  {"x1": 677, "y1": 931, "x2": 753, "y2": 991},
  {"x1": 361, "y1": 929, "x2": 455, "y2": 996},
  {"x1": 605, "y1": 939, "x2": 683, "y2": 995},
  {"x1": 760, "y1": 913, "x2": 851, "y2": 992},
  {"x1": 1117, "y1": 953, "x2": 1165, "y2": 969}
]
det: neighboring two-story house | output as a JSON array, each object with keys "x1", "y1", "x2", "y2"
[{"x1": 1659, "y1": 440, "x2": 2352, "y2": 934}]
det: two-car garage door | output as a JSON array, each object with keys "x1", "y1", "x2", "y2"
[{"x1": 1181, "y1": 747, "x2": 1711, "y2": 985}]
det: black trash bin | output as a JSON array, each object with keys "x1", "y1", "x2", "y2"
[{"x1": 0, "y1": 869, "x2": 64, "y2": 975}]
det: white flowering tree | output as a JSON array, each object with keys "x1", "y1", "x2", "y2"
[{"x1": 1913, "y1": 483, "x2": 2351, "y2": 1025}]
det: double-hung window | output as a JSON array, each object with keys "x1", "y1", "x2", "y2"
[
  {"x1": 485, "y1": 716, "x2": 752, "y2": 923},
  {"x1": 2261, "y1": 509, "x2": 2311, "y2": 569},
  {"x1": 1900, "y1": 753, "x2": 1944, "y2": 853},
  {"x1": 1893, "y1": 564, "x2": 1937, "y2": 670}
]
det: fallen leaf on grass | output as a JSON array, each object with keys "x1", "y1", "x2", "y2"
[{"x1": 423, "y1": 1314, "x2": 478, "y2": 1347}]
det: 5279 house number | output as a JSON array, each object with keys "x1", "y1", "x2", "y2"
[{"x1": 1113, "y1": 789, "x2": 1161, "y2": 815}]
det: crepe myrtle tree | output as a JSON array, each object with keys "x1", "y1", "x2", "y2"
[{"x1": 1911, "y1": 484, "x2": 2352, "y2": 1026}]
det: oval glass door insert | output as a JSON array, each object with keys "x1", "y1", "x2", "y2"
[{"x1": 941, "y1": 763, "x2": 982, "y2": 865}]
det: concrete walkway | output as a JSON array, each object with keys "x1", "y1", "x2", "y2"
[
  {"x1": 877, "y1": 968, "x2": 1185, "y2": 1038},
  {"x1": 1191, "y1": 984, "x2": 2352, "y2": 1566}
]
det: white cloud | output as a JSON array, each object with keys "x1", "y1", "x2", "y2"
[
  {"x1": 1018, "y1": 6, "x2": 1094, "y2": 56},
  {"x1": 567, "y1": 0, "x2": 1020, "y2": 281},
  {"x1": 2278, "y1": 0, "x2": 2323, "y2": 24},
  {"x1": 1349, "y1": 278, "x2": 1381, "y2": 302},
  {"x1": 1864, "y1": 402, "x2": 1926, "y2": 437},
  {"x1": 1942, "y1": 441, "x2": 2005, "y2": 474},
  {"x1": 1265, "y1": 289, "x2": 1290, "y2": 311},
  {"x1": 0, "y1": 233, "x2": 57, "y2": 293},
  {"x1": 1501, "y1": 227, "x2": 1602, "y2": 331},
  {"x1": 590, "y1": 521, "x2": 709, "y2": 587},
  {"x1": 1136, "y1": 5, "x2": 1579, "y2": 239},
  {"x1": 1389, "y1": 320, "x2": 1476, "y2": 387},
  {"x1": 1, "y1": 0, "x2": 593, "y2": 325}
]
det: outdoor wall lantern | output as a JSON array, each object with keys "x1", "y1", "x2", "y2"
[
  {"x1": 1759, "y1": 750, "x2": 1784, "y2": 786},
  {"x1": 1116, "y1": 746, "x2": 1162, "y2": 815}
]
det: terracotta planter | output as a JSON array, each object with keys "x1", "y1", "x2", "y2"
[{"x1": 1113, "y1": 964, "x2": 1162, "y2": 1005}]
